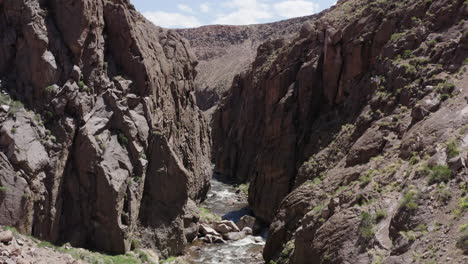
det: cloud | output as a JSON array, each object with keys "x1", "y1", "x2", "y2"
[
  {"x1": 177, "y1": 4, "x2": 194, "y2": 13},
  {"x1": 142, "y1": 11, "x2": 202, "y2": 28},
  {"x1": 200, "y1": 3, "x2": 211, "y2": 13},
  {"x1": 213, "y1": 0, "x2": 272, "y2": 25},
  {"x1": 273, "y1": 0, "x2": 320, "y2": 18}
]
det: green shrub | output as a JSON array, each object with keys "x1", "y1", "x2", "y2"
[
  {"x1": 0, "y1": 186, "x2": 7, "y2": 193},
  {"x1": 360, "y1": 169, "x2": 377, "y2": 187},
  {"x1": 162, "y1": 256, "x2": 177, "y2": 263},
  {"x1": 199, "y1": 207, "x2": 221, "y2": 222},
  {"x1": 440, "y1": 93, "x2": 450, "y2": 101},
  {"x1": 401, "y1": 63, "x2": 417, "y2": 74},
  {"x1": 78, "y1": 80, "x2": 85, "y2": 90},
  {"x1": 400, "y1": 189, "x2": 419, "y2": 210},
  {"x1": 402, "y1": 50, "x2": 414, "y2": 59},
  {"x1": 45, "y1": 85, "x2": 56, "y2": 94},
  {"x1": 130, "y1": 239, "x2": 139, "y2": 250},
  {"x1": 9, "y1": 100, "x2": 24, "y2": 115},
  {"x1": 236, "y1": 183, "x2": 249, "y2": 195},
  {"x1": 427, "y1": 39, "x2": 438, "y2": 47},
  {"x1": 446, "y1": 139, "x2": 460, "y2": 158},
  {"x1": 409, "y1": 152, "x2": 420, "y2": 165},
  {"x1": 427, "y1": 165, "x2": 452, "y2": 184},
  {"x1": 456, "y1": 224, "x2": 468, "y2": 252},
  {"x1": 10, "y1": 127, "x2": 16, "y2": 134},
  {"x1": 359, "y1": 212, "x2": 375, "y2": 239},
  {"x1": 435, "y1": 183, "x2": 452, "y2": 203},
  {"x1": 375, "y1": 210, "x2": 388, "y2": 222},
  {"x1": 117, "y1": 132, "x2": 129, "y2": 146},
  {"x1": 436, "y1": 82, "x2": 456, "y2": 94},
  {"x1": 391, "y1": 32, "x2": 406, "y2": 41},
  {"x1": 459, "y1": 196, "x2": 468, "y2": 212}
]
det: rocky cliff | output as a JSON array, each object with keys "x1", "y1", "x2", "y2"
[
  {"x1": 0, "y1": 0, "x2": 210, "y2": 257},
  {"x1": 214, "y1": 0, "x2": 468, "y2": 263},
  {"x1": 177, "y1": 15, "x2": 323, "y2": 111}
]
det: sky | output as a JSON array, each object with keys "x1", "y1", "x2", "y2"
[{"x1": 131, "y1": 0, "x2": 337, "y2": 28}]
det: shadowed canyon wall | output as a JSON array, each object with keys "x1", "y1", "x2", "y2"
[{"x1": 0, "y1": 0, "x2": 210, "y2": 257}]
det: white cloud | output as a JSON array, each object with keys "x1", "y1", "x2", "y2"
[
  {"x1": 213, "y1": 0, "x2": 272, "y2": 25},
  {"x1": 273, "y1": 0, "x2": 320, "y2": 18},
  {"x1": 177, "y1": 4, "x2": 194, "y2": 13},
  {"x1": 142, "y1": 11, "x2": 202, "y2": 28},
  {"x1": 200, "y1": 3, "x2": 211, "y2": 13}
]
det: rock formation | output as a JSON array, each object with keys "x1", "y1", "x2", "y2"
[
  {"x1": 177, "y1": 15, "x2": 324, "y2": 111},
  {"x1": 0, "y1": 0, "x2": 210, "y2": 257},
  {"x1": 213, "y1": 0, "x2": 468, "y2": 263}
]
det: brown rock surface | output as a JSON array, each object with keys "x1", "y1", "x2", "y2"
[
  {"x1": 213, "y1": 0, "x2": 468, "y2": 263},
  {"x1": 176, "y1": 14, "x2": 332, "y2": 110},
  {"x1": 0, "y1": 0, "x2": 210, "y2": 257}
]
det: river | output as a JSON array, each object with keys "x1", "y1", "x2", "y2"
[{"x1": 184, "y1": 174, "x2": 266, "y2": 264}]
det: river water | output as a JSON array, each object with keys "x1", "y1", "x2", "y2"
[{"x1": 184, "y1": 174, "x2": 265, "y2": 264}]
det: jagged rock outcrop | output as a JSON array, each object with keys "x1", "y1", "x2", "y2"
[
  {"x1": 214, "y1": 0, "x2": 467, "y2": 263},
  {"x1": 0, "y1": 0, "x2": 210, "y2": 257},
  {"x1": 177, "y1": 15, "x2": 324, "y2": 111}
]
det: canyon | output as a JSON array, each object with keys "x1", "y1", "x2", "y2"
[{"x1": 0, "y1": 0, "x2": 467, "y2": 264}]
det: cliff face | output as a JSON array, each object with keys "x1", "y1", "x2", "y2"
[
  {"x1": 214, "y1": 0, "x2": 467, "y2": 263},
  {"x1": 177, "y1": 15, "x2": 322, "y2": 111},
  {"x1": 0, "y1": 0, "x2": 210, "y2": 257}
]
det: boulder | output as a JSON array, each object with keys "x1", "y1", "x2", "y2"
[
  {"x1": 223, "y1": 231, "x2": 247, "y2": 241},
  {"x1": 199, "y1": 224, "x2": 220, "y2": 237},
  {"x1": 448, "y1": 155, "x2": 466, "y2": 171},
  {"x1": 70, "y1": 65, "x2": 81, "y2": 82},
  {"x1": 236, "y1": 215, "x2": 256, "y2": 231},
  {"x1": 203, "y1": 234, "x2": 225, "y2": 244},
  {"x1": 242, "y1": 227, "x2": 253, "y2": 235},
  {"x1": 0, "y1": 230, "x2": 13, "y2": 244},
  {"x1": 213, "y1": 220, "x2": 240, "y2": 234},
  {"x1": 411, "y1": 94, "x2": 441, "y2": 122}
]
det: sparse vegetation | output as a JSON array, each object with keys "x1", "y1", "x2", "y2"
[
  {"x1": 359, "y1": 212, "x2": 375, "y2": 240},
  {"x1": 161, "y1": 256, "x2": 177, "y2": 263},
  {"x1": 402, "y1": 50, "x2": 414, "y2": 59},
  {"x1": 236, "y1": 183, "x2": 249, "y2": 195},
  {"x1": 426, "y1": 165, "x2": 452, "y2": 184},
  {"x1": 390, "y1": 32, "x2": 406, "y2": 42},
  {"x1": 453, "y1": 195, "x2": 468, "y2": 218},
  {"x1": 375, "y1": 209, "x2": 388, "y2": 222},
  {"x1": 0, "y1": 185, "x2": 7, "y2": 193},
  {"x1": 78, "y1": 80, "x2": 85, "y2": 90},
  {"x1": 199, "y1": 207, "x2": 221, "y2": 222},
  {"x1": 400, "y1": 189, "x2": 420, "y2": 210},
  {"x1": 117, "y1": 132, "x2": 129, "y2": 146},
  {"x1": 435, "y1": 183, "x2": 452, "y2": 204},
  {"x1": 11, "y1": 127, "x2": 16, "y2": 134},
  {"x1": 45, "y1": 85, "x2": 56, "y2": 94},
  {"x1": 445, "y1": 138, "x2": 460, "y2": 158},
  {"x1": 456, "y1": 224, "x2": 468, "y2": 252},
  {"x1": 359, "y1": 169, "x2": 377, "y2": 187}
]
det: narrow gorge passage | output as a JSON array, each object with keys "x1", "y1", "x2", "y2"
[{"x1": 185, "y1": 174, "x2": 266, "y2": 264}]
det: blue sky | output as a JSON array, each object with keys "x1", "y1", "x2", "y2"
[{"x1": 131, "y1": 0, "x2": 337, "y2": 28}]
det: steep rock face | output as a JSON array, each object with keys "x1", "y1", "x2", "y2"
[
  {"x1": 214, "y1": 0, "x2": 467, "y2": 263},
  {"x1": 0, "y1": 0, "x2": 210, "y2": 257},
  {"x1": 177, "y1": 15, "x2": 326, "y2": 111}
]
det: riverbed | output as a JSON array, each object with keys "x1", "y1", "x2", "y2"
[{"x1": 184, "y1": 174, "x2": 265, "y2": 264}]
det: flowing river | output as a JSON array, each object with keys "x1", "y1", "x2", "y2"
[{"x1": 184, "y1": 174, "x2": 266, "y2": 264}]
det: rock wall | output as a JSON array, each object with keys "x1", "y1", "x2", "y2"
[
  {"x1": 214, "y1": 0, "x2": 467, "y2": 263},
  {"x1": 0, "y1": 0, "x2": 211, "y2": 257},
  {"x1": 177, "y1": 15, "x2": 325, "y2": 111}
]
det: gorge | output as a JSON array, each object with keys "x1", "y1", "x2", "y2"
[{"x1": 0, "y1": 0, "x2": 467, "y2": 264}]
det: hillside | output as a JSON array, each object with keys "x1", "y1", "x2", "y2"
[
  {"x1": 177, "y1": 14, "x2": 328, "y2": 110},
  {"x1": 214, "y1": 0, "x2": 468, "y2": 263}
]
